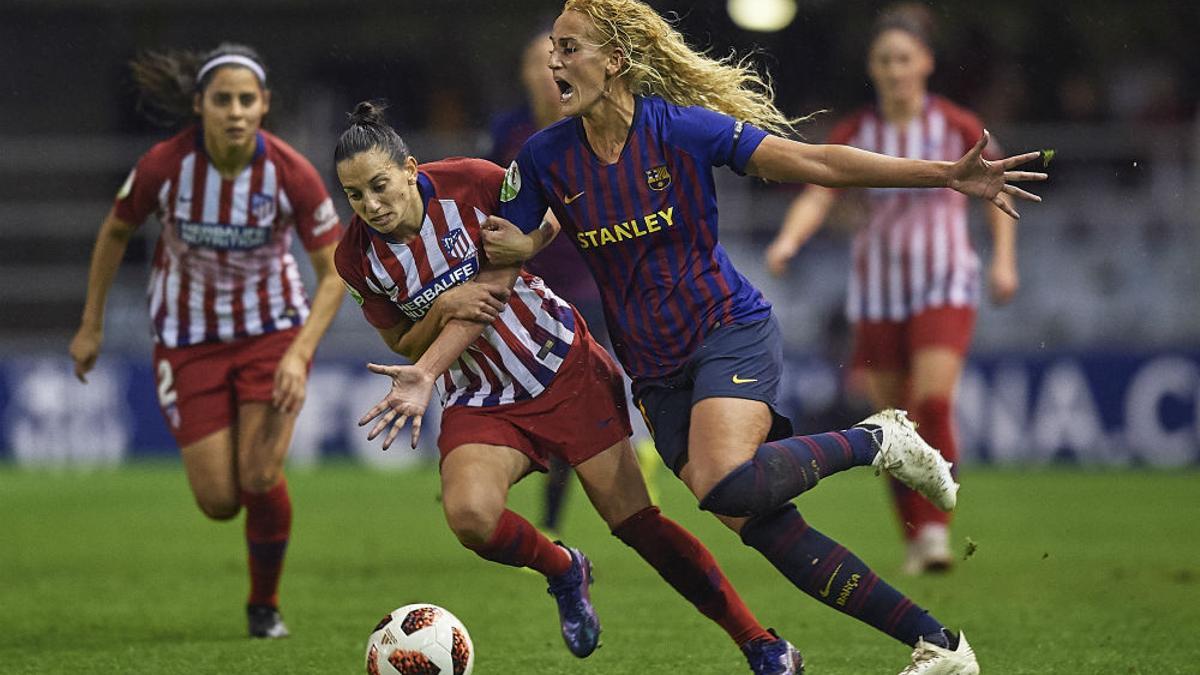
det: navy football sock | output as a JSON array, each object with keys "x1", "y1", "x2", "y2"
[
  {"x1": 740, "y1": 503, "x2": 945, "y2": 647},
  {"x1": 700, "y1": 427, "x2": 880, "y2": 517},
  {"x1": 919, "y1": 628, "x2": 956, "y2": 650}
]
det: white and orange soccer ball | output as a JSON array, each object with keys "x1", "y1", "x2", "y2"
[{"x1": 365, "y1": 603, "x2": 474, "y2": 675}]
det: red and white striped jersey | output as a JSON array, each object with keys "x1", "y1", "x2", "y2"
[
  {"x1": 829, "y1": 96, "x2": 997, "y2": 322},
  {"x1": 113, "y1": 126, "x2": 342, "y2": 348},
  {"x1": 335, "y1": 158, "x2": 577, "y2": 409}
]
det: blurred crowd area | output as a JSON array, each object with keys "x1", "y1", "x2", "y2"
[{"x1": 1, "y1": 0, "x2": 1197, "y2": 357}]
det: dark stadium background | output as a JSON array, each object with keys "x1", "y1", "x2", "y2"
[{"x1": 2, "y1": 0, "x2": 1195, "y2": 466}]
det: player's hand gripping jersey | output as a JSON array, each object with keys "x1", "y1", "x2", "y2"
[
  {"x1": 114, "y1": 126, "x2": 342, "y2": 347},
  {"x1": 499, "y1": 95, "x2": 773, "y2": 379},
  {"x1": 335, "y1": 158, "x2": 577, "y2": 408}
]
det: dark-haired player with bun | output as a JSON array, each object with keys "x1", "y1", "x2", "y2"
[
  {"x1": 765, "y1": 2, "x2": 1020, "y2": 577},
  {"x1": 333, "y1": 100, "x2": 802, "y2": 673},
  {"x1": 69, "y1": 43, "x2": 344, "y2": 638}
]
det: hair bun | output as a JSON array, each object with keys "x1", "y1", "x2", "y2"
[{"x1": 349, "y1": 100, "x2": 389, "y2": 127}]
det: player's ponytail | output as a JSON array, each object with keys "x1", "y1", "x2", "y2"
[
  {"x1": 335, "y1": 100, "x2": 412, "y2": 166},
  {"x1": 130, "y1": 43, "x2": 267, "y2": 127}
]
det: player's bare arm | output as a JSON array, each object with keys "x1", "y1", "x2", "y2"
[
  {"x1": 272, "y1": 242, "x2": 344, "y2": 414},
  {"x1": 764, "y1": 186, "x2": 839, "y2": 278},
  {"x1": 986, "y1": 194, "x2": 1020, "y2": 305},
  {"x1": 70, "y1": 209, "x2": 139, "y2": 383},
  {"x1": 480, "y1": 213, "x2": 559, "y2": 266},
  {"x1": 745, "y1": 131, "x2": 1048, "y2": 219},
  {"x1": 361, "y1": 263, "x2": 522, "y2": 450},
  {"x1": 393, "y1": 281, "x2": 511, "y2": 361}
]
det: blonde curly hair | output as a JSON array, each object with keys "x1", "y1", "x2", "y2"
[{"x1": 562, "y1": 0, "x2": 810, "y2": 137}]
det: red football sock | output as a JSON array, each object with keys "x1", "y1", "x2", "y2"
[
  {"x1": 242, "y1": 478, "x2": 292, "y2": 608},
  {"x1": 613, "y1": 506, "x2": 769, "y2": 646},
  {"x1": 891, "y1": 396, "x2": 956, "y2": 538},
  {"x1": 468, "y1": 509, "x2": 571, "y2": 577}
]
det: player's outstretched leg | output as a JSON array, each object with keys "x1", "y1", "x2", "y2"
[
  {"x1": 898, "y1": 631, "x2": 979, "y2": 675},
  {"x1": 699, "y1": 408, "x2": 957, "y2": 518},
  {"x1": 740, "y1": 503, "x2": 974, "y2": 672},
  {"x1": 544, "y1": 544, "x2": 601, "y2": 657},
  {"x1": 741, "y1": 629, "x2": 806, "y2": 675},
  {"x1": 699, "y1": 425, "x2": 880, "y2": 517},
  {"x1": 864, "y1": 409, "x2": 958, "y2": 512}
]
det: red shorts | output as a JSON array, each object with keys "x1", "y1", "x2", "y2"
[
  {"x1": 437, "y1": 325, "x2": 633, "y2": 472},
  {"x1": 152, "y1": 327, "x2": 301, "y2": 447},
  {"x1": 851, "y1": 306, "x2": 976, "y2": 372}
]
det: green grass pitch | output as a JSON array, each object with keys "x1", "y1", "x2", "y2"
[{"x1": 2, "y1": 462, "x2": 1198, "y2": 674}]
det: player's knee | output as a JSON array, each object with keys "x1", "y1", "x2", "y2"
[
  {"x1": 239, "y1": 466, "x2": 283, "y2": 494},
  {"x1": 443, "y1": 499, "x2": 502, "y2": 550},
  {"x1": 698, "y1": 455, "x2": 777, "y2": 517},
  {"x1": 196, "y1": 494, "x2": 240, "y2": 521}
]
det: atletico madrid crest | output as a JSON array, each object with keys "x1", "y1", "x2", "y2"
[
  {"x1": 250, "y1": 192, "x2": 275, "y2": 222},
  {"x1": 441, "y1": 228, "x2": 473, "y2": 262},
  {"x1": 645, "y1": 165, "x2": 671, "y2": 191}
]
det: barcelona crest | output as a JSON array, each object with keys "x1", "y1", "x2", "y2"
[{"x1": 645, "y1": 165, "x2": 672, "y2": 191}]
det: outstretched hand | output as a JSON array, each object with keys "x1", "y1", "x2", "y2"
[
  {"x1": 359, "y1": 362, "x2": 436, "y2": 450},
  {"x1": 948, "y1": 130, "x2": 1048, "y2": 219}
]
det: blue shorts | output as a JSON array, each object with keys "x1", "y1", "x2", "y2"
[{"x1": 631, "y1": 316, "x2": 794, "y2": 475}]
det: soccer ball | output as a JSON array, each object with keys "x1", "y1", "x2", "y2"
[{"x1": 365, "y1": 603, "x2": 474, "y2": 675}]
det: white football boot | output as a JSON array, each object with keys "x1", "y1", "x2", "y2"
[
  {"x1": 898, "y1": 631, "x2": 979, "y2": 675},
  {"x1": 858, "y1": 409, "x2": 958, "y2": 511},
  {"x1": 902, "y1": 524, "x2": 954, "y2": 576}
]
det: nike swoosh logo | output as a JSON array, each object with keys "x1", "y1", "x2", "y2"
[
  {"x1": 731, "y1": 374, "x2": 758, "y2": 384},
  {"x1": 563, "y1": 191, "x2": 585, "y2": 204},
  {"x1": 818, "y1": 563, "x2": 843, "y2": 598}
]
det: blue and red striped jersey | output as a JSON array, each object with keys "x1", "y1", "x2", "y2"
[{"x1": 499, "y1": 95, "x2": 772, "y2": 379}]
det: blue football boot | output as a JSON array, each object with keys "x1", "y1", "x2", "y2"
[
  {"x1": 742, "y1": 629, "x2": 804, "y2": 674},
  {"x1": 545, "y1": 545, "x2": 601, "y2": 657}
]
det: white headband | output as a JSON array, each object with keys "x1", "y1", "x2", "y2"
[{"x1": 196, "y1": 54, "x2": 266, "y2": 86}]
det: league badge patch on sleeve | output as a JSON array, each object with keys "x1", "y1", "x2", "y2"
[
  {"x1": 345, "y1": 281, "x2": 365, "y2": 306},
  {"x1": 645, "y1": 165, "x2": 671, "y2": 191},
  {"x1": 311, "y1": 198, "x2": 338, "y2": 235},
  {"x1": 500, "y1": 161, "x2": 522, "y2": 202},
  {"x1": 116, "y1": 168, "x2": 136, "y2": 200}
]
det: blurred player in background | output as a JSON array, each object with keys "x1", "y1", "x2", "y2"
[
  {"x1": 69, "y1": 43, "x2": 344, "y2": 638},
  {"x1": 764, "y1": 3, "x2": 1020, "y2": 576},
  {"x1": 335, "y1": 101, "x2": 802, "y2": 673},
  {"x1": 480, "y1": 0, "x2": 1047, "y2": 671}
]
